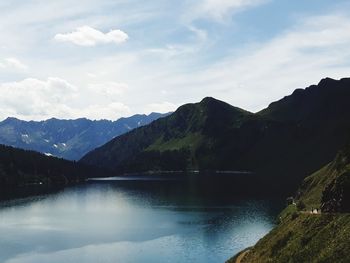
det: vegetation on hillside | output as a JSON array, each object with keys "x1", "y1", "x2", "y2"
[
  {"x1": 0, "y1": 144, "x2": 100, "y2": 199},
  {"x1": 81, "y1": 97, "x2": 253, "y2": 172},
  {"x1": 227, "y1": 144, "x2": 350, "y2": 263},
  {"x1": 227, "y1": 213, "x2": 350, "y2": 263}
]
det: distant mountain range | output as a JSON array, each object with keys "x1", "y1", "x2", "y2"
[
  {"x1": 0, "y1": 112, "x2": 170, "y2": 160},
  {"x1": 80, "y1": 77, "x2": 350, "y2": 192}
]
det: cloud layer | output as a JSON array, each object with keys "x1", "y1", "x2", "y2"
[
  {"x1": 0, "y1": 58, "x2": 27, "y2": 70},
  {"x1": 187, "y1": 14, "x2": 350, "y2": 110},
  {"x1": 0, "y1": 78, "x2": 130, "y2": 120},
  {"x1": 0, "y1": 1, "x2": 349, "y2": 120},
  {"x1": 54, "y1": 26, "x2": 129, "y2": 46},
  {"x1": 185, "y1": 0, "x2": 268, "y2": 22}
]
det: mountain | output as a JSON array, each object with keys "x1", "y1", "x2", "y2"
[
  {"x1": 80, "y1": 97, "x2": 253, "y2": 172},
  {"x1": 0, "y1": 112, "x2": 169, "y2": 160},
  {"x1": 227, "y1": 145, "x2": 350, "y2": 263},
  {"x1": 0, "y1": 144, "x2": 98, "y2": 199},
  {"x1": 80, "y1": 77, "x2": 350, "y2": 192}
]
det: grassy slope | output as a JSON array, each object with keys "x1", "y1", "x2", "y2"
[
  {"x1": 230, "y1": 213, "x2": 350, "y2": 263},
  {"x1": 145, "y1": 133, "x2": 204, "y2": 152},
  {"x1": 81, "y1": 97, "x2": 252, "y2": 172},
  {"x1": 227, "y1": 148, "x2": 350, "y2": 263}
]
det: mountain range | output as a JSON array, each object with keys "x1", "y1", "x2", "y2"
[
  {"x1": 0, "y1": 112, "x2": 169, "y2": 160},
  {"x1": 80, "y1": 77, "x2": 350, "y2": 192}
]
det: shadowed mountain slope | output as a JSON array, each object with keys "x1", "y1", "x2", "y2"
[
  {"x1": 81, "y1": 78, "x2": 350, "y2": 192},
  {"x1": 0, "y1": 144, "x2": 99, "y2": 199}
]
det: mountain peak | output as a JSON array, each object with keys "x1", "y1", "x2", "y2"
[
  {"x1": 3, "y1": 117, "x2": 21, "y2": 123},
  {"x1": 200, "y1": 97, "x2": 217, "y2": 103},
  {"x1": 316, "y1": 77, "x2": 350, "y2": 89},
  {"x1": 199, "y1": 97, "x2": 231, "y2": 108},
  {"x1": 198, "y1": 97, "x2": 250, "y2": 116},
  {"x1": 260, "y1": 77, "x2": 350, "y2": 121},
  {"x1": 198, "y1": 97, "x2": 230, "y2": 109},
  {"x1": 317, "y1": 77, "x2": 338, "y2": 86}
]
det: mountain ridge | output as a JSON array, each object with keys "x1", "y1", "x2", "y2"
[
  {"x1": 80, "y1": 77, "x2": 350, "y2": 192},
  {"x1": 0, "y1": 112, "x2": 170, "y2": 160}
]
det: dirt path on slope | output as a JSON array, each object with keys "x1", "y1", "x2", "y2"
[{"x1": 235, "y1": 249, "x2": 250, "y2": 263}]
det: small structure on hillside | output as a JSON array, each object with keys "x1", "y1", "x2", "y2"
[
  {"x1": 311, "y1": 208, "x2": 320, "y2": 214},
  {"x1": 286, "y1": 197, "x2": 296, "y2": 205}
]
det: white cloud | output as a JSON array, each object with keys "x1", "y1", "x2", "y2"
[
  {"x1": 88, "y1": 82, "x2": 128, "y2": 97},
  {"x1": 145, "y1": 102, "x2": 178, "y2": 113},
  {"x1": 0, "y1": 57, "x2": 27, "y2": 70},
  {"x1": 1, "y1": 1, "x2": 350, "y2": 121},
  {"x1": 188, "y1": 26, "x2": 208, "y2": 41},
  {"x1": 54, "y1": 26, "x2": 129, "y2": 46},
  {"x1": 185, "y1": 0, "x2": 269, "y2": 22},
  {"x1": 145, "y1": 45, "x2": 192, "y2": 59},
  {"x1": 0, "y1": 77, "x2": 130, "y2": 120},
  {"x1": 79, "y1": 102, "x2": 131, "y2": 120},
  {"x1": 0, "y1": 78, "x2": 78, "y2": 118},
  {"x1": 171, "y1": 14, "x2": 350, "y2": 111}
]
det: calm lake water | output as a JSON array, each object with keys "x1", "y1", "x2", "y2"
[{"x1": 0, "y1": 176, "x2": 283, "y2": 263}]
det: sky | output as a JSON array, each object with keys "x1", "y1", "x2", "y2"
[{"x1": 1, "y1": 0, "x2": 350, "y2": 120}]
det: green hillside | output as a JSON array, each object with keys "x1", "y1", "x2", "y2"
[
  {"x1": 227, "y1": 145, "x2": 350, "y2": 263},
  {"x1": 81, "y1": 97, "x2": 254, "y2": 172}
]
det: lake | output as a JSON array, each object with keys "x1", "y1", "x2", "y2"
[{"x1": 0, "y1": 175, "x2": 284, "y2": 263}]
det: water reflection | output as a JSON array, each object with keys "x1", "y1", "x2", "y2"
[{"x1": 0, "y1": 176, "x2": 283, "y2": 263}]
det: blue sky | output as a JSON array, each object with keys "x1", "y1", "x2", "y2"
[{"x1": 0, "y1": 0, "x2": 350, "y2": 120}]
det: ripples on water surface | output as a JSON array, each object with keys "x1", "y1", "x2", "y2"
[{"x1": 0, "y1": 175, "x2": 284, "y2": 263}]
